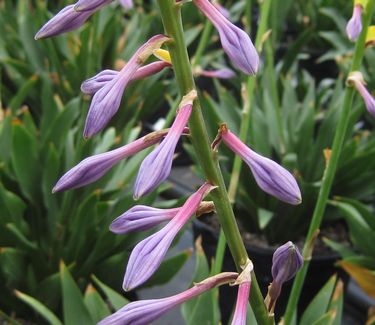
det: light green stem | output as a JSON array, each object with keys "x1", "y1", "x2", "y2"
[
  {"x1": 283, "y1": 2, "x2": 375, "y2": 323},
  {"x1": 156, "y1": 1, "x2": 273, "y2": 324}
]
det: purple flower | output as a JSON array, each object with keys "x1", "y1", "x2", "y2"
[
  {"x1": 81, "y1": 61, "x2": 171, "y2": 95},
  {"x1": 119, "y1": 0, "x2": 134, "y2": 9},
  {"x1": 231, "y1": 261, "x2": 253, "y2": 325},
  {"x1": 133, "y1": 90, "x2": 197, "y2": 199},
  {"x1": 53, "y1": 129, "x2": 172, "y2": 192},
  {"x1": 219, "y1": 125, "x2": 302, "y2": 205},
  {"x1": 346, "y1": 4, "x2": 363, "y2": 41},
  {"x1": 98, "y1": 272, "x2": 238, "y2": 325},
  {"x1": 83, "y1": 34, "x2": 170, "y2": 138},
  {"x1": 123, "y1": 183, "x2": 214, "y2": 291},
  {"x1": 347, "y1": 71, "x2": 375, "y2": 118},
  {"x1": 74, "y1": 0, "x2": 112, "y2": 12},
  {"x1": 35, "y1": 5, "x2": 96, "y2": 39},
  {"x1": 193, "y1": 0, "x2": 259, "y2": 75},
  {"x1": 266, "y1": 241, "x2": 303, "y2": 312},
  {"x1": 198, "y1": 67, "x2": 236, "y2": 79},
  {"x1": 110, "y1": 205, "x2": 179, "y2": 234},
  {"x1": 110, "y1": 201, "x2": 214, "y2": 234}
]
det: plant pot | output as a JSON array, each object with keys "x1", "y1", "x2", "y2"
[{"x1": 192, "y1": 218, "x2": 350, "y2": 323}]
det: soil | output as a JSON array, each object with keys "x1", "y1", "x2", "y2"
[{"x1": 198, "y1": 213, "x2": 351, "y2": 257}]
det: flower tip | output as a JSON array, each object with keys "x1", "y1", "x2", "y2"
[{"x1": 34, "y1": 31, "x2": 45, "y2": 40}]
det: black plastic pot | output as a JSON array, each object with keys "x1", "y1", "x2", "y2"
[{"x1": 193, "y1": 219, "x2": 350, "y2": 323}]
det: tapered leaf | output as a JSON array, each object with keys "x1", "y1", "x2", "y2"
[
  {"x1": 15, "y1": 290, "x2": 63, "y2": 325},
  {"x1": 60, "y1": 261, "x2": 93, "y2": 325},
  {"x1": 84, "y1": 284, "x2": 111, "y2": 323}
]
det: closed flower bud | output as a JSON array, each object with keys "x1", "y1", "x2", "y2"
[
  {"x1": 35, "y1": 5, "x2": 96, "y2": 39},
  {"x1": 52, "y1": 129, "x2": 172, "y2": 193},
  {"x1": 110, "y1": 201, "x2": 214, "y2": 234},
  {"x1": 193, "y1": 0, "x2": 259, "y2": 75},
  {"x1": 133, "y1": 90, "x2": 197, "y2": 199},
  {"x1": 197, "y1": 67, "x2": 236, "y2": 79},
  {"x1": 266, "y1": 241, "x2": 303, "y2": 313},
  {"x1": 81, "y1": 61, "x2": 171, "y2": 95},
  {"x1": 346, "y1": 4, "x2": 363, "y2": 41},
  {"x1": 347, "y1": 71, "x2": 375, "y2": 118},
  {"x1": 74, "y1": 0, "x2": 112, "y2": 12},
  {"x1": 219, "y1": 125, "x2": 302, "y2": 205},
  {"x1": 83, "y1": 34, "x2": 170, "y2": 138},
  {"x1": 123, "y1": 183, "x2": 214, "y2": 291},
  {"x1": 98, "y1": 272, "x2": 238, "y2": 325},
  {"x1": 231, "y1": 260, "x2": 253, "y2": 325}
]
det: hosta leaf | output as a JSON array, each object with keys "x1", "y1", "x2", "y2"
[
  {"x1": 92, "y1": 275, "x2": 129, "y2": 311},
  {"x1": 84, "y1": 284, "x2": 111, "y2": 323},
  {"x1": 11, "y1": 123, "x2": 39, "y2": 201},
  {"x1": 0, "y1": 247, "x2": 26, "y2": 287},
  {"x1": 299, "y1": 275, "x2": 337, "y2": 325},
  {"x1": 60, "y1": 261, "x2": 93, "y2": 325},
  {"x1": 15, "y1": 290, "x2": 63, "y2": 325},
  {"x1": 181, "y1": 236, "x2": 220, "y2": 325},
  {"x1": 337, "y1": 260, "x2": 375, "y2": 299}
]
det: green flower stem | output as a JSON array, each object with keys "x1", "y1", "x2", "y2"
[
  {"x1": 157, "y1": 1, "x2": 273, "y2": 324},
  {"x1": 283, "y1": 1, "x2": 375, "y2": 323}
]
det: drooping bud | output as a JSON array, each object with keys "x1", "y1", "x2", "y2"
[
  {"x1": 265, "y1": 241, "x2": 303, "y2": 313},
  {"x1": 81, "y1": 61, "x2": 171, "y2": 95},
  {"x1": 35, "y1": 5, "x2": 97, "y2": 39},
  {"x1": 193, "y1": 0, "x2": 259, "y2": 75},
  {"x1": 346, "y1": 4, "x2": 363, "y2": 41},
  {"x1": 83, "y1": 34, "x2": 170, "y2": 138},
  {"x1": 123, "y1": 183, "x2": 215, "y2": 291},
  {"x1": 110, "y1": 201, "x2": 214, "y2": 234},
  {"x1": 218, "y1": 125, "x2": 302, "y2": 205},
  {"x1": 133, "y1": 90, "x2": 197, "y2": 199},
  {"x1": 231, "y1": 260, "x2": 253, "y2": 325},
  {"x1": 347, "y1": 71, "x2": 375, "y2": 118},
  {"x1": 74, "y1": 0, "x2": 112, "y2": 12},
  {"x1": 197, "y1": 67, "x2": 236, "y2": 79},
  {"x1": 52, "y1": 129, "x2": 174, "y2": 193},
  {"x1": 98, "y1": 272, "x2": 238, "y2": 325}
]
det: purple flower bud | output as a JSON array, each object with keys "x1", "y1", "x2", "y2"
[
  {"x1": 231, "y1": 261, "x2": 253, "y2": 325},
  {"x1": 193, "y1": 0, "x2": 259, "y2": 75},
  {"x1": 347, "y1": 71, "x2": 375, "y2": 118},
  {"x1": 266, "y1": 241, "x2": 303, "y2": 312},
  {"x1": 81, "y1": 61, "x2": 171, "y2": 95},
  {"x1": 133, "y1": 90, "x2": 197, "y2": 199},
  {"x1": 83, "y1": 34, "x2": 170, "y2": 138},
  {"x1": 110, "y1": 205, "x2": 179, "y2": 234},
  {"x1": 110, "y1": 201, "x2": 214, "y2": 234},
  {"x1": 197, "y1": 67, "x2": 236, "y2": 79},
  {"x1": 123, "y1": 183, "x2": 214, "y2": 291},
  {"x1": 52, "y1": 129, "x2": 173, "y2": 193},
  {"x1": 35, "y1": 5, "x2": 95, "y2": 39},
  {"x1": 74, "y1": 0, "x2": 112, "y2": 12},
  {"x1": 119, "y1": 0, "x2": 134, "y2": 9},
  {"x1": 98, "y1": 272, "x2": 238, "y2": 325},
  {"x1": 219, "y1": 125, "x2": 302, "y2": 205},
  {"x1": 346, "y1": 4, "x2": 363, "y2": 41}
]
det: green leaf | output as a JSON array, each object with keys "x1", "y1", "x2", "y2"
[
  {"x1": 15, "y1": 290, "x2": 63, "y2": 325},
  {"x1": 8, "y1": 76, "x2": 39, "y2": 113},
  {"x1": 144, "y1": 248, "x2": 192, "y2": 287},
  {"x1": 92, "y1": 275, "x2": 129, "y2": 311},
  {"x1": 181, "y1": 237, "x2": 220, "y2": 325},
  {"x1": 11, "y1": 123, "x2": 39, "y2": 201},
  {"x1": 84, "y1": 284, "x2": 111, "y2": 323},
  {"x1": 299, "y1": 275, "x2": 337, "y2": 325},
  {"x1": 0, "y1": 183, "x2": 26, "y2": 226},
  {"x1": 0, "y1": 247, "x2": 26, "y2": 287},
  {"x1": 327, "y1": 279, "x2": 344, "y2": 325},
  {"x1": 60, "y1": 261, "x2": 93, "y2": 325}
]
